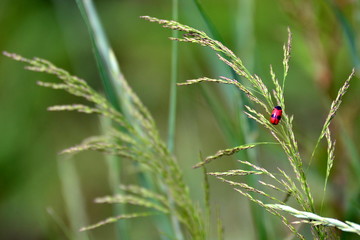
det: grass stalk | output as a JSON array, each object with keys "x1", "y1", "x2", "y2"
[
  {"x1": 100, "y1": 116, "x2": 130, "y2": 240},
  {"x1": 165, "y1": 0, "x2": 185, "y2": 239},
  {"x1": 57, "y1": 155, "x2": 91, "y2": 240},
  {"x1": 167, "y1": 0, "x2": 179, "y2": 154}
]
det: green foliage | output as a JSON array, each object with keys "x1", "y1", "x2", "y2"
[{"x1": 4, "y1": 12, "x2": 357, "y2": 239}]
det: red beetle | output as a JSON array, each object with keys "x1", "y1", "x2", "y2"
[{"x1": 270, "y1": 106, "x2": 282, "y2": 125}]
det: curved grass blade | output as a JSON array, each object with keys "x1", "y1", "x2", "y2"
[
  {"x1": 75, "y1": 1, "x2": 173, "y2": 239},
  {"x1": 75, "y1": 0, "x2": 124, "y2": 112}
]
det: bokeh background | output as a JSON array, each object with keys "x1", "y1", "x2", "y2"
[{"x1": 0, "y1": 0, "x2": 359, "y2": 239}]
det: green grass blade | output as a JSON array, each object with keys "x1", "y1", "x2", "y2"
[
  {"x1": 191, "y1": 1, "x2": 269, "y2": 238},
  {"x1": 74, "y1": 1, "x2": 128, "y2": 238},
  {"x1": 75, "y1": 1, "x2": 175, "y2": 239},
  {"x1": 58, "y1": 155, "x2": 91, "y2": 240},
  {"x1": 325, "y1": 0, "x2": 360, "y2": 70},
  {"x1": 217, "y1": 213, "x2": 224, "y2": 240},
  {"x1": 192, "y1": 0, "x2": 222, "y2": 41},
  {"x1": 200, "y1": 86, "x2": 238, "y2": 142},
  {"x1": 75, "y1": 0, "x2": 124, "y2": 112},
  {"x1": 338, "y1": 123, "x2": 360, "y2": 181},
  {"x1": 235, "y1": 0, "x2": 256, "y2": 72},
  {"x1": 166, "y1": 0, "x2": 184, "y2": 239},
  {"x1": 189, "y1": 0, "x2": 256, "y2": 150}
]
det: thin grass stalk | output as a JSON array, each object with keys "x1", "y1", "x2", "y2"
[
  {"x1": 100, "y1": 116, "x2": 130, "y2": 240},
  {"x1": 167, "y1": 0, "x2": 179, "y2": 154},
  {"x1": 47, "y1": 207, "x2": 74, "y2": 240},
  {"x1": 166, "y1": 0, "x2": 184, "y2": 239},
  {"x1": 217, "y1": 213, "x2": 224, "y2": 240},
  {"x1": 51, "y1": 2, "x2": 93, "y2": 239},
  {"x1": 202, "y1": 165, "x2": 211, "y2": 220},
  {"x1": 168, "y1": 3, "x2": 265, "y2": 235},
  {"x1": 58, "y1": 155, "x2": 91, "y2": 240}
]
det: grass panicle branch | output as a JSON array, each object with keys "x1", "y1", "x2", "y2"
[
  {"x1": 323, "y1": 129, "x2": 335, "y2": 196},
  {"x1": 234, "y1": 188, "x2": 305, "y2": 240},
  {"x1": 310, "y1": 69, "x2": 355, "y2": 165},
  {"x1": 282, "y1": 27, "x2": 292, "y2": 90},
  {"x1": 94, "y1": 195, "x2": 169, "y2": 214},
  {"x1": 79, "y1": 212, "x2": 156, "y2": 232},
  {"x1": 193, "y1": 142, "x2": 276, "y2": 168}
]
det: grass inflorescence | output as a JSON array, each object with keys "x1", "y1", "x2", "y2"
[
  {"x1": 3, "y1": 50, "x2": 205, "y2": 239},
  {"x1": 141, "y1": 16, "x2": 357, "y2": 239}
]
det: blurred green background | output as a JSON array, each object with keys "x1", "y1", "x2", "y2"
[{"x1": 0, "y1": 0, "x2": 359, "y2": 239}]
